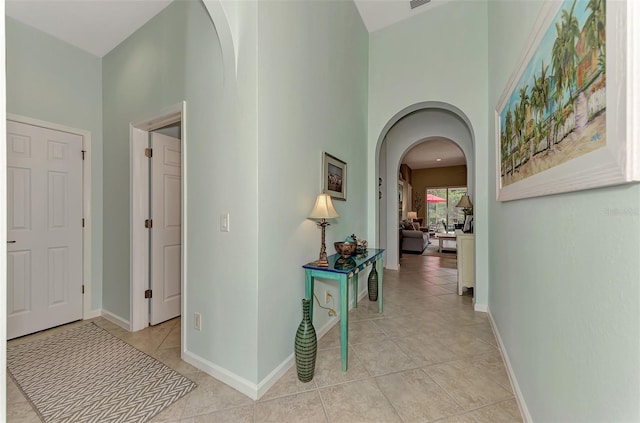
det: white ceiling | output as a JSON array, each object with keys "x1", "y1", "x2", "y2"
[
  {"x1": 5, "y1": 0, "x2": 453, "y2": 58},
  {"x1": 353, "y1": 0, "x2": 453, "y2": 33},
  {"x1": 6, "y1": 0, "x2": 461, "y2": 169},
  {"x1": 402, "y1": 138, "x2": 466, "y2": 170},
  {"x1": 6, "y1": 0, "x2": 173, "y2": 57}
]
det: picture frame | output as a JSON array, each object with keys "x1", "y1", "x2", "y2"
[
  {"x1": 323, "y1": 152, "x2": 347, "y2": 200},
  {"x1": 495, "y1": 0, "x2": 640, "y2": 201}
]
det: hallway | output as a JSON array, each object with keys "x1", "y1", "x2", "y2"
[{"x1": 7, "y1": 253, "x2": 521, "y2": 422}]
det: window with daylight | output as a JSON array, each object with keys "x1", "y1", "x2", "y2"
[{"x1": 425, "y1": 187, "x2": 467, "y2": 232}]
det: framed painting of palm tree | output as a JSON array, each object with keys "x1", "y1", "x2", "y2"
[{"x1": 495, "y1": 0, "x2": 640, "y2": 201}]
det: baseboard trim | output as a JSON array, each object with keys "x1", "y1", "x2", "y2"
[
  {"x1": 257, "y1": 354, "x2": 294, "y2": 399},
  {"x1": 182, "y1": 349, "x2": 259, "y2": 400},
  {"x1": 101, "y1": 309, "x2": 130, "y2": 331},
  {"x1": 474, "y1": 303, "x2": 488, "y2": 312},
  {"x1": 487, "y1": 308, "x2": 532, "y2": 423},
  {"x1": 183, "y1": 289, "x2": 372, "y2": 401},
  {"x1": 84, "y1": 309, "x2": 102, "y2": 320}
]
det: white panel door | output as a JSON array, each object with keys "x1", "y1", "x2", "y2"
[
  {"x1": 7, "y1": 121, "x2": 83, "y2": 339},
  {"x1": 150, "y1": 132, "x2": 181, "y2": 325}
]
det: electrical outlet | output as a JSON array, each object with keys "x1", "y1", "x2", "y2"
[
  {"x1": 325, "y1": 291, "x2": 332, "y2": 305},
  {"x1": 194, "y1": 312, "x2": 202, "y2": 331}
]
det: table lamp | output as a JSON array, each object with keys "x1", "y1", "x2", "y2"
[
  {"x1": 407, "y1": 211, "x2": 417, "y2": 221},
  {"x1": 456, "y1": 195, "x2": 473, "y2": 215},
  {"x1": 308, "y1": 193, "x2": 339, "y2": 267}
]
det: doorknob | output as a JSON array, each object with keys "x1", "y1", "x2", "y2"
[{"x1": 7, "y1": 241, "x2": 16, "y2": 243}]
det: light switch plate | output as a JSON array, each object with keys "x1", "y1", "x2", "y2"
[{"x1": 220, "y1": 213, "x2": 230, "y2": 232}]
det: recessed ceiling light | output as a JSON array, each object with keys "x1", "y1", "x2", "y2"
[{"x1": 436, "y1": 158, "x2": 442, "y2": 162}]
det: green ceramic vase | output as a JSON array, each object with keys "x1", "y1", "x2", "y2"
[
  {"x1": 368, "y1": 264, "x2": 378, "y2": 301},
  {"x1": 294, "y1": 298, "x2": 317, "y2": 382}
]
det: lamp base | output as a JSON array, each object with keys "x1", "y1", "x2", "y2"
[{"x1": 316, "y1": 259, "x2": 329, "y2": 267}]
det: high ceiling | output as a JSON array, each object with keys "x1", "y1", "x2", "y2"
[
  {"x1": 6, "y1": 0, "x2": 463, "y2": 170},
  {"x1": 6, "y1": 0, "x2": 453, "y2": 58},
  {"x1": 6, "y1": 0, "x2": 173, "y2": 57},
  {"x1": 402, "y1": 138, "x2": 466, "y2": 170},
  {"x1": 353, "y1": 0, "x2": 453, "y2": 33}
]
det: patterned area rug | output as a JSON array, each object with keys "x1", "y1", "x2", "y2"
[{"x1": 7, "y1": 323, "x2": 196, "y2": 423}]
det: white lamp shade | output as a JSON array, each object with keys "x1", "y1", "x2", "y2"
[
  {"x1": 308, "y1": 193, "x2": 339, "y2": 219},
  {"x1": 407, "y1": 211, "x2": 417, "y2": 220},
  {"x1": 456, "y1": 195, "x2": 473, "y2": 209}
]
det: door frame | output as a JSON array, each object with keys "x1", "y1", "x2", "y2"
[
  {"x1": 130, "y1": 101, "x2": 186, "y2": 332},
  {"x1": 6, "y1": 113, "x2": 94, "y2": 320}
]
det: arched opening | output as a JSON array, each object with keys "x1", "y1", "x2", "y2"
[{"x1": 375, "y1": 102, "x2": 476, "y2": 272}]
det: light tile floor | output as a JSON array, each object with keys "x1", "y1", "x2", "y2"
[{"x1": 7, "y1": 253, "x2": 523, "y2": 422}]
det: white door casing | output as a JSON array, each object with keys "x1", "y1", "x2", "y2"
[
  {"x1": 7, "y1": 121, "x2": 83, "y2": 339},
  {"x1": 149, "y1": 132, "x2": 181, "y2": 325}
]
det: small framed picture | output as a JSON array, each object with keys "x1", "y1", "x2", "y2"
[{"x1": 323, "y1": 152, "x2": 347, "y2": 201}]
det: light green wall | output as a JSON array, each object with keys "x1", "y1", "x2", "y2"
[
  {"x1": 102, "y1": 1, "x2": 187, "y2": 320},
  {"x1": 368, "y1": 1, "x2": 489, "y2": 305},
  {"x1": 488, "y1": 1, "x2": 640, "y2": 421},
  {"x1": 103, "y1": 0, "x2": 259, "y2": 381},
  {"x1": 5, "y1": 18, "x2": 104, "y2": 311},
  {"x1": 184, "y1": 0, "x2": 259, "y2": 382},
  {"x1": 255, "y1": 0, "x2": 369, "y2": 381}
]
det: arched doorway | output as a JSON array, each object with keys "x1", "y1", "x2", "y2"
[{"x1": 375, "y1": 103, "x2": 476, "y2": 272}]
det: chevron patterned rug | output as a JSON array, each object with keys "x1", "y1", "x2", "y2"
[{"x1": 7, "y1": 323, "x2": 196, "y2": 423}]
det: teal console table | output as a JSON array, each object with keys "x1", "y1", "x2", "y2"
[{"x1": 302, "y1": 248, "x2": 385, "y2": 372}]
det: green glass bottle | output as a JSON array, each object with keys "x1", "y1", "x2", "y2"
[
  {"x1": 294, "y1": 298, "x2": 317, "y2": 382},
  {"x1": 368, "y1": 263, "x2": 378, "y2": 301}
]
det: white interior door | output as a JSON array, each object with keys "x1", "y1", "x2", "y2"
[
  {"x1": 7, "y1": 121, "x2": 83, "y2": 339},
  {"x1": 149, "y1": 132, "x2": 181, "y2": 325}
]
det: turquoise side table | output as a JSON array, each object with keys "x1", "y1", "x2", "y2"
[{"x1": 302, "y1": 248, "x2": 385, "y2": 372}]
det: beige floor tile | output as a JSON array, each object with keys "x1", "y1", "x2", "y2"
[
  {"x1": 6, "y1": 254, "x2": 522, "y2": 423},
  {"x1": 188, "y1": 405, "x2": 255, "y2": 422},
  {"x1": 317, "y1": 324, "x2": 342, "y2": 350},
  {"x1": 438, "y1": 399, "x2": 522, "y2": 422},
  {"x1": 393, "y1": 334, "x2": 458, "y2": 366},
  {"x1": 256, "y1": 390, "x2": 327, "y2": 423},
  {"x1": 457, "y1": 324, "x2": 498, "y2": 347},
  {"x1": 149, "y1": 393, "x2": 190, "y2": 422},
  {"x1": 259, "y1": 365, "x2": 317, "y2": 401},
  {"x1": 467, "y1": 353, "x2": 512, "y2": 392},
  {"x1": 424, "y1": 359, "x2": 513, "y2": 410},
  {"x1": 182, "y1": 372, "x2": 254, "y2": 417},
  {"x1": 376, "y1": 368, "x2": 462, "y2": 422},
  {"x1": 352, "y1": 338, "x2": 417, "y2": 376},
  {"x1": 7, "y1": 401, "x2": 42, "y2": 423},
  {"x1": 313, "y1": 346, "x2": 371, "y2": 387},
  {"x1": 347, "y1": 320, "x2": 386, "y2": 345},
  {"x1": 152, "y1": 347, "x2": 200, "y2": 376},
  {"x1": 320, "y1": 378, "x2": 402, "y2": 422},
  {"x1": 6, "y1": 377, "x2": 28, "y2": 404},
  {"x1": 436, "y1": 333, "x2": 498, "y2": 358},
  {"x1": 159, "y1": 325, "x2": 182, "y2": 349}
]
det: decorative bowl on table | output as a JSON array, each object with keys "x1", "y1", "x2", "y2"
[{"x1": 334, "y1": 242, "x2": 356, "y2": 258}]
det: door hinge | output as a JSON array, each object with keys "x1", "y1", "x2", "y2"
[
  {"x1": 145, "y1": 219, "x2": 153, "y2": 229},
  {"x1": 81, "y1": 150, "x2": 86, "y2": 160},
  {"x1": 82, "y1": 218, "x2": 85, "y2": 228},
  {"x1": 144, "y1": 148, "x2": 153, "y2": 158},
  {"x1": 145, "y1": 289, "x2": 152, "y2": 299},
  {"x1": 82, "y1": 285, "x2": 85, "y2": 294}
]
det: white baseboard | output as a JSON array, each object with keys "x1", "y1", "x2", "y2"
[
  {"x1": 101, "y1": 309, "x2": 131, "y2": 331},
  {"x1": 182, "y1": 349, "x2": 260, "y2": 400},
  {"x1": 83, "y1": 308, "x2": 102, "y2": 320},
  {"x1": 183, "y1": 289, "x2": 371, "y2": 401},
  {"x1": 474, "y1": 303, "x2": 488, "y2": 312},
  {"x1": 257, "y1": 354, "x2": 295, "y2": 399},
  {"x1": 487, "y1": 308, "x2": 532, "y2": 423}
]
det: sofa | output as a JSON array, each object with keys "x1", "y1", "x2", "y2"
[{"x1": 400, "y1": 220, "x2": 430, "y2": 253}]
